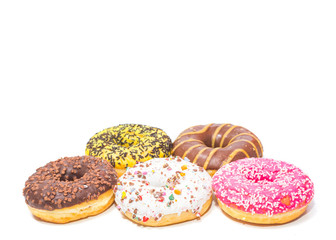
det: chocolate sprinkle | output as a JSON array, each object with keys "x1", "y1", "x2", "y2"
[{"x1": 85, "y1": 124, "x2": 172, "y2": 168}]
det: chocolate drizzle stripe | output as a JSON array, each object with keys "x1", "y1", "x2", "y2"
[
  {"x1": 171, "y1": 139, "x2": 203, "y2": 154},
  {"x1": 195, "y1": 148, "x2": 213, "y2": 166},
  {"x1": 203, "y1": 148, "x2": 220, "y2": 169},
  {"x1": 192, "y1": 147, "x2": 209, "y2": 164},
  {"x1": 219, "y1": 125, "x2": 238, "y2": 147},
  {"x1": 229, "y1": 139, "x2": 260, "y2": 157},
  {"x1": 211, "y1": 123, "x2": 229, "y2": 148},
  {"x1": 181, "y1": 144, "x2": 204, "y2": 159},
  {"x1": 222, "y1": 148, "x2": 250, "y2": 166},
  {"x1": 228, "y1": 133, "x2": 263, "y2": 153}
]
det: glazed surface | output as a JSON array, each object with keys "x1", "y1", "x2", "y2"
[
  {"x1": 86, "y1": 124, "x2": 172, "y2": 169},
  {"x1": 212, "y1": 158, "x2": 314, "y2": 216},
  {"x1": 115, "y1": 156, "x2": 213, "y2": 223},
  {"x1": 23, "y1": 156, "x2": 118, "y2": 210},
  {"x1": 172, "y1": 123, "x2": 263, "y2": 171}
]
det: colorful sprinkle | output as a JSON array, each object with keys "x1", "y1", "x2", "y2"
[
  {"x1": 158, "y1": 197, "x2": 164, "y2": 202},
  {"x1": 169, "y1": 194, "x2": 174, "y2": 200},
  {"x1": 174, "y1": 189, "x2": 182, "y2": 195}
]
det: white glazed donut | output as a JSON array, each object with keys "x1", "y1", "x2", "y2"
[{"x1": 114, "y1": 156, "x2": 213, "y2": 226}]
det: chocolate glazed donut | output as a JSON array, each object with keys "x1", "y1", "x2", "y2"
[
  {"x1": 172, "y1": 123, "x2": 263, "y2": 176},
  {"x1": 23, "y1": 156, "x2": 118, "y2": 223}
]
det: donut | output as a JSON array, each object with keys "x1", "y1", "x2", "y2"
[
  {"x1": 172, "y1": 123, "x2": 263, "y2": 176},
  {"x1": 114, "y1": 156, "x2": 213, "y2": 226},
  {"x1": 86, "y1": 124, "x2": 172, "y2": 177},
  {"x1": 23, "y1": 156, "x2": 118, "y2": 223},
  {"x1": 212, "y1": 158, "x2": 314, "y2": 224}
]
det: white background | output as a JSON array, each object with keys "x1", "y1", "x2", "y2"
[{"x1": 1, "y1": 1, "x2": 335, "y2": 239}]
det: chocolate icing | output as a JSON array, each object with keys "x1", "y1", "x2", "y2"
[
  {"x1": 172, "y1": 123, "x2": 263, "y2": 171},
  {"x1": 23, "y1": 156, "x2": 118, "y2": 210}
]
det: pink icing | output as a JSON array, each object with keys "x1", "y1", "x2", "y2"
[{"x1": 212, "y1": 158, "x2": 314, "y2": 216}]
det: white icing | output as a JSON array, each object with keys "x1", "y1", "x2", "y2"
[{"x1": 115, "y1": 156, "x2": 212, "y2": 222}]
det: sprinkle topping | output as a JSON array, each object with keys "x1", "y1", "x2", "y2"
[
  {"x1": 23, "y1": 156, "x2": 118, "y2": 210},
  {"x1": 85, "y1": 124, "x2": 173, "y2": 169},
  {"x1": 212, "y1": 158, "x2": 314, "y2": 216},
  {"x1": 115, "y1": 156, "x2": 212, "y2": 222}
]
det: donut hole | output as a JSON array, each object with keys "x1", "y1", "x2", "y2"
[
  {"x1": 244, "y1": 169, "x2": 277, "y2": 184},
  {"x1": 148, "y1": 178, "x2": 166, "y2": 188},
  {"x1": 116, "y1": 134, "x2": 141, "y2": 148},
  {"x1": 60, "y1": 171, "x2": 85, "y2": 182},
  {"x1": 246, "y1": 175, "x2": 273, "y2": 183},
  {"x1": 201, "y1": 137, "x2": 212, "y2": 148},
  {"x1": 146, "y1": 174, "x2": 167, "y2": 188}
]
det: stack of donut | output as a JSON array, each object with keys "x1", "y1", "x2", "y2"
[{"x1": 23, "y1": 123, "x2": 314, "y2": 225}]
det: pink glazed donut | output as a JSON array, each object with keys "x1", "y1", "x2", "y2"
[{"x1": 212, "y1": 158, "x2": 314, "y2": 224}]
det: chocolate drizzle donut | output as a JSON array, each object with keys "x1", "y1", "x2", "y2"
[
  {"x1": 23, "y1": 156, "x2": 118, "y2": 222},
  {"x1": 172, "y1": 123, "x2": 263, "y2": 176}
]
